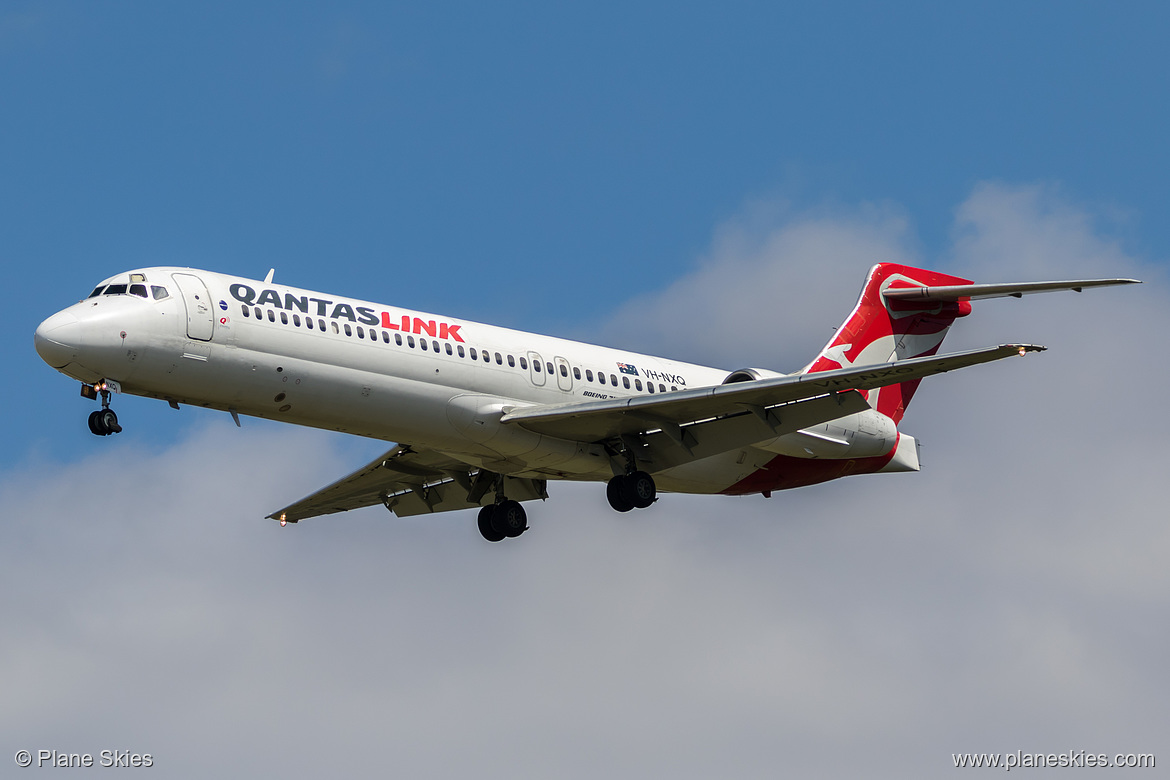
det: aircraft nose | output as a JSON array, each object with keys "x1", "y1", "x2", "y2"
[{"x1": 34, "y1": 310, "x2": 83, "y2": 368}]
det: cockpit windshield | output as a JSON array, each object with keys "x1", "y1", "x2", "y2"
[{"x1": 87, "y1": 281, "x2": 169, "y2": 301}]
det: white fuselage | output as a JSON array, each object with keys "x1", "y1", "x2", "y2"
[{"x1": 34, "y1": 267, "x2": 906, "y2": 495}]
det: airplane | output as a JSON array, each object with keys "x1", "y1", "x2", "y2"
[{"x1": 33, "y1": 263, "x2": 1138, "y2": 542}]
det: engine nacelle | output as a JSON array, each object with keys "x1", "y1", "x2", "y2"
[
  {"x1": 755, "y1": 407, "x2": 899, "y2": 459},
  {"x1": 722, "y1": 367, "x2": 787, "y2": 384}
]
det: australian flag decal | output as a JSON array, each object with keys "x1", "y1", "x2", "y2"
[{"x1": 617, "y1": 362, "x2": 639, "y2": 376}]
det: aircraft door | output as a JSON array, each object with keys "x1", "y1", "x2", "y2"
[
  {"x1": 527, "y1": 351, "x2": 546, "y2": 387},
  {"x1": 554, "y1": 356, "x2": 573, "y2": 391},
  {"x1": 172, "y1": 273, "x2": 215, "y2": 341}
]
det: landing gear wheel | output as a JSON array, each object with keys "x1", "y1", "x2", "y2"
[
  {"x1": 97, "y1": 408, "x2": 121, "y2": 435},
  {"x1": 477, "y1": 505, "x2": 506, "y2": 542},
  {"x1": 87, "y1": 410, "x2": 104, "y2": 436},
  {"x1": 607, "y1": 476, "x2": 635, "y2": 512},
  {"x1": 628, "y1": 470, "x2": 656, "y2": 509},
  {"x1": 492, "y1": 500, "x2": 528, "y2": 538}
]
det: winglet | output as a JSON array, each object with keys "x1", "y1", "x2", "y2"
[{"x1": 264, "y1": 268, "x2": 275, "y2": 284}]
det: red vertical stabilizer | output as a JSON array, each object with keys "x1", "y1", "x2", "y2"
[{"x1": 803, "y1": 264, "x2": 974, "y2": 424}]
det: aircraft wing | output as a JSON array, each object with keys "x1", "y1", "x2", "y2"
[
  {"x1": 500, "y1": 343, "x2": 1045, "y2": 441},
  {"x1": 272, "y1": 343, "x2": 1041, "y2": 523},
  {"x1": 267, "y1": 445, "x2": 546, "y2": 523}
]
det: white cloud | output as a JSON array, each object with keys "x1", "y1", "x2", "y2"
[
  {"x1": 3, "y1": 184, "x2": 1167, "y2": 778},
  {"x1": 597, "y1": 198, "x2": 919, "y2": 371}
]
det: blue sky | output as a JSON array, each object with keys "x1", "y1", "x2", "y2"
[
  {"x1": 7, "y1": 2, "x2": 1169, "y2": 464},
  {"x1": 3, "y1": 3, "x2": 1168, "y2": 777}
]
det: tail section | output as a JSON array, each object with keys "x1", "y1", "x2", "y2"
[{"x1": 804, "y1": 263, "x2": 974, "y2": 424}]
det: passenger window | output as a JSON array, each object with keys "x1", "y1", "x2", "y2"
[
  {"x1": 421, "y1": 339, "x2": 428, "y2": 351},
  {"x1": 660, "y1": 384, "x2": 666, "y2": 393},
  {"x1": 446, "y1": 343, "x2": 453, "y2": 355},
  {"x1": 331, "y1": 321, "x2": 339, "y2": 334},
  {"x1": 623, "y1": 377, "x2": 631, "y2": 389},
  {"x1": 151, "y1": 286, "x2": 169, "y2": 300},
  {"x1": 598, "y1": 373, "x2": 605, "y2": 385},
  {"x1": 281, "y1": 312, "x2": 288, "y2": 325},
  {"x1": 344, "y1": 324, "x2": 352, "y2": 336},
  {"x1": 519, "y1": 357, "x2": 527, "y2": 369},
  {"x1": 470, "y1": 348, "x2": 478, "y2": 360},
  {"x1": 293, "y1": 314, "x2": 301, "y2": 327},
  {"x1": 356, "y1": 326, "x2": 364, "y2": 338},
  {"x1": 507, "y1": 355, "x2": 515, "y2": 367},
  {"x1": 242, "y1": 306, "x2": 250, "y2": 317},
  {"x1": 434, "y1": 340, "x2": 440, "y2": 352},
  {"x1": 458, "y1": 345, "x2": 465, "y2": 358},
  {"x1": 546, "y1": 362, "x2": 554, "y2": 374},
  {"x1": 534, "y1": 360, "x2": 541, "y2": 372},
  {"x1": 383, "y1": 331, "x2": 390, "y2": 343},
  {"x1": 586, "y1": 369, "x2": 593, "y2": 382},
  {"x1": 495, "y1": 352, "x2": 503, "y2": 365},
  {"x1": 268, "y1": 310, "x2": 276, "y2": 322},
  {"x1": 407, "y1": 335, "x2": 415, "y2": 347},
  {"x1": 88, "y1": 286, "x2": 105, "y2": 298},
  {"x1": 129, "y1": 284, "x2": 148, "y2": 298},
  {"x1": 648, "y1": 383, "x2": 655, "y2": 393},
  {"x1": 306, "y1": 318, "x2": 314, "y2": 330},
  {"x1": 319, "y1": 319, "x2": 326, "y2": 330},
  {"x1": 635, "y1": 379, "x2": 642, "y2": 391},
  {"x1": 671, "y1": 386, "x2": 678, "y2": 392},
  {"x1": 559, "y1": 364, "x2": 568, "y2": 377},
  {"x1": 395, "y1": 333, "x2": 403, "y2": 345},
  {"x1": 254, "y1": 307, "x2": 262, "y2": 319},
  {"x1": 573, "y1": 367, "x2": 581, "y2": 379},
  {"x1": 104, "y1": 284, "x2": 127, "y2": 295},
  {"x1": 610, "y1": 374, "x2": 618, "y2": 385}
]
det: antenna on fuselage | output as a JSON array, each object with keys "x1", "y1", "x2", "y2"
[{"x1": 264, "y1": 268, "x2": 275, "y2": 284}]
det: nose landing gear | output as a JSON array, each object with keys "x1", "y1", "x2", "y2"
[
  {"x1": 88, "y1": 408, "x2": 121, "y2": 436},
  {"x1": 85, "y1": 382, "x2": 122, "y2": 436}
]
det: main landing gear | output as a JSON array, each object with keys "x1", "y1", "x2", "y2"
[
  {"x1": 85, "y1": 382, "x2": 122, "y2": 436},
  {"x1": 477, "y1": 500, "x2": 528, "y2": 543},
  {"x1": 606, "y1": 471, "x2": 656, "y2": 513}
]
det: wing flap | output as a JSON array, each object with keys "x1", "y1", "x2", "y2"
[
  {"x1": 501, "y1": 343, "x2": 1044, "y2": 441},
  {"x1": 631, "y1": 390, "x2": 873, "y2": 472},
  {"x1": 267, "y1": 446, "x2": 547, "y2": 522}
]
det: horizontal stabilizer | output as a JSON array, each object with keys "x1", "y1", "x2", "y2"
[{"x1": 883, "y1": 277, "x2": 1140, "y2": 302}]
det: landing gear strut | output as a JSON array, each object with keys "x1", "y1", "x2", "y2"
[{"x1": 86, "y1": 384, "x2": 122, "y2": 436}]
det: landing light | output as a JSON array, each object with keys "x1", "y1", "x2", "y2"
[
  {"x1": 279, "y1": 514, "x2": 287, "y2": 527},
  {"x1": 1018, "y1": 347, "x2": 1026, "y2": 357}
]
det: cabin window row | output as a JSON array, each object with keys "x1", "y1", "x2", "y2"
[{"x1": 240, "y1": 305, "x2": 678, "y2": 394}]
